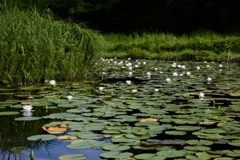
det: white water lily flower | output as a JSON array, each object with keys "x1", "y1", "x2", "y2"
[
  {"x1": 129, "y1": 66, "x2": 132, "y2": 71},
  {"x1": 155, "y1": 88, "x2": 159, "y2": 92},
  {"x1": 206, "y1": 65, "x2": 210, "y2": 68},
  {"x1": 128, "y1": 72, "x2": 133, "y2": 77},
  {"x1": 172, "y1": 63, "x2": 177, "y2": 68},
  {"x1": 186, "y1": 71, "x2": 191, "y2": 76},
  {"x1": 22, "y1": 105, "x2": 33, "y2": 112},
  {"x1": 21, "y1": 105, "x2": 34, "y2": 117},
  {"x1": 67, "y1": 95, "x2": 73, "y2": 101},
  {"x1": 219, "y1": 64, "x2": 223, "y2": 67},
  {"x1": 49, "y1": 80, "x2": 56, "y2": 86},
  {"x1": 99, "y1": 87, "x2": 104, "y2": 91},
  {"x1": 207, "y1": 77, "x2": 212, "y2": 81},
  {"x1": 196, "y1": 66, "x2": 200, "y2": 70},
  {"x1": 135, "y1": 64, "x2": 139, "y2": 68},
  {"x1": 147, "y1": 72, "x2": 151, "y2": 79},
  {"x1": 126, "y1": 80, "x2": 131, "y2": 85},
  {"x1": 172, "y1": 72, "x2": 178, "y2": 76},
  {"x1": 132, "y1": 89, "x2": 138, "y2": 93},
  {"x1": 143, "y1": 62, "x2": 146, "y2": 65},
  {"x1": 165, "y1": 78, "x2": 171, "y2": 82},
  {"x1": 181, "y1": 65, "x2": 186, "y2": 69},
  {"x1": 199, "y1": 92, "x2": 204, "y2": 99}
]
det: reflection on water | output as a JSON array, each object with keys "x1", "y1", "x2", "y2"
[
  {"x1": 1, "y1": 140, "x2": 105, "y2": 160},
  {"x1": 0, "y1": 98, "x2": 105, "y2": 160}
]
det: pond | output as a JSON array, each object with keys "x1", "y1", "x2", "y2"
[{"x1": 1, "y1": 59, "x2": 240, "y2": 160}]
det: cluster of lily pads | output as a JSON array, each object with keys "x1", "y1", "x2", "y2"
[{"x1": 1, "y1": 58, "x2": 240, "y2": 160}]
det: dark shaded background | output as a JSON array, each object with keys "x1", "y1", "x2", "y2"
[{"x1": 2, "y1": 0, "x2": 240, "y2": 34}]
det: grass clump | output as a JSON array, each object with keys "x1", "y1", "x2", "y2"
[{"x1": 0, "y1": 7, "x2": 105, "y2": 85}]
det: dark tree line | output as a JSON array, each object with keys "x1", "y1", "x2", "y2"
[{"x1": 2, "y1": 0, "x2": 240, "y2": 34}]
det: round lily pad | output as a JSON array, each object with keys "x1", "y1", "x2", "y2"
[
  {"x1": 102, "y1": 144, "x2": 130, "y2": 151},
  {"x1": 165, "y1": 130, "x2": 186, "y2": 136},
  {"x1": 186, "y1": 139, "x2": 213, "y2": 146},
  {"x1": 99, "y1": 151, "x2": 133, "y2": 159},
  {"x1": 15, "y1": 116, "x2": 41, "y2": 121},
  {"x1": 27, "y1": 134, "x2": 57, "y2": 141},
  {"x1": 58, "y1": 154, "x2": 86, "y2": 160},
  {"x1": 0, "y1": 111, "x2": 19, "y2": 116}
]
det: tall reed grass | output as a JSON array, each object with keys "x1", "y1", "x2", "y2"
[
  {"x1": 103, "y1": 30, "x2": 240, "y2": 61},
  {"x1": 0, "y1": 7, "x2": 105, "y2": 85}
]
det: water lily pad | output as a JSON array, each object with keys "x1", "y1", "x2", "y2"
[
  {"x1": 66, "y1": 141, "x2": 93, "y2": 149},
  {"x1": 156, "y1": 150, "x2": 187, "y2": 158},
  {"x1": 99, "y1": 151, "x2": 133, "y2": 159},
  {"x1": 42, "y1": 124, "x2": 68, "y2": 134},
  {"x1": 58, "y1": 154, "x2": 87, "y2": 160},
  {"x1": 15, "y1": 116, "x2": 41, "y2": 121},
  {"x1": 186, "y1": 140, "x2": 213, "y2": 146},
  {"x1": 184, "y1": 145, "x2": 211, "y2": 151},
  {"x1": 102, "y1": 144, "x2": 130, "y2": 151},
  {"x1": 27, "y1": 134, "x2": 57, "y2": 141},
  {"x1": 229, "y1": 140, "x2": 240, "y2": 147},
  {"x1": 134, "y1": 153, "x2": 156, "y2": 159},
  {"x1": 165, "y1": 130, "x2": 186, "y2": 136},
  {"x1": 0, "y1": 111, "x2": 19, "y2": 116}
]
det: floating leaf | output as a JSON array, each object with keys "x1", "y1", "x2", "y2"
[
  {"x1": 57, "y1": 135, "x2": 77, "y2": 140},
  {"x1": 186, "y1": 140, "x2": 213, "y2": 146},
  {"x1": 58, "y1": 154, "x2": 86, "y2": 160},
  {"x1": 27, "y1": 134, "x2": 56, "y2": 141},
  {"x1": 0, "y1": 111, "x2": 19, "y2": 116},
  {"x1": 134, "y1": 153, "x2": 156, "y2": 159},
  {"x1": 42, "y1": 124, "x2": 68, "y2": 134},
  {"x1": 15, "y1": 116, "x2": 41, "y2": 121},
  {"x1": 99, "y1": 151, "x2": 133, "y2": 159},
  {"x1": 102, "y1": 144, "x2": 130, "y2": 151}
]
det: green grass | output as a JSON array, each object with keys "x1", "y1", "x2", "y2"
[
  {"x1": 102, "y1": 30, "x2": 240, "y2": 61},
  {"x1": 0, "y1": 7, "x2": 105, "y2": 85}
]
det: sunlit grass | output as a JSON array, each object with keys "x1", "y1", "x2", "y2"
[
  {"x1": 0, "y1": 7, "x2": 105, "y2": 85},
  {"x1": 103, "y1": 30, "x2": 240, "y2": 61}
]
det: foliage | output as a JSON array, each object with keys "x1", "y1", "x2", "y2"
[
  {"x1": 0, "y1": 7, "x2": 105, "y2": 85},
  {"x1": 103, "y1": 31, "x2": 240, "y2": 61}
]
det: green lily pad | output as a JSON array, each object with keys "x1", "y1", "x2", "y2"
[
  {"x1": 102, "y1": 144, "x2": 130, "y2": 151},
  {"x1": 27, "y1": 134, "x2": 57, "y2": 141},
  {"x1": 0, "y1": 111, "x2": 19, "y2": 116},
  {"x1": 184, "y1": 145, "x2": 211, "y2": 151},
  {"x1": 134, "y1": 153, "x2": 156, "y2": 159},
  {"x1": 156, "y1": 150, "x2": 187, "y2": 158},
  {"x1": 186, "y1": 140, "x2": 213, "y2": 146},
  {"x1": 173, "y1": 125, "x2": 201, "y2": 131},
  {"x1": 229, "y1": 140, "x2": 240, "y2": 147},
  {"x1": 66, "y1": 141, "x2": 93, "y2": 149},
  {"x1": 165, "y1": 130, "x2": 186, "y2": 135},
  {"x1": 99, "y1": 151, "x2": 133, "y2": 159},
  {"x1": 58, "y1": 154, "x2": 87, "y2": 160},
  {"x1": 15, "y1": 116, "x2": 41, "y2": 121}
]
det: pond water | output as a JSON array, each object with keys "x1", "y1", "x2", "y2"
[{"x1": 1, "y1": 59, "x2": 240, "y2": 160}]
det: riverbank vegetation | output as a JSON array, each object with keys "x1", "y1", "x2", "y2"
[
  {"x1": 102, "y1": 31, "x2": 240, "y2": 61},
  {"x1": 0, "y1": 7, "x2": 105, "y2": 85},
  {"x1": 1, "y1": 1, "x2": 240, "y2": 86}
]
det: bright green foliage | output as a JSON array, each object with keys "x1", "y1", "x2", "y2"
[
  {"x1": 0, "y1": 7, "x2": 105, "y2": 85},
  {"x1": 103, "y1": 31, "x2": 240, "y2": 61}
]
